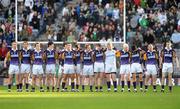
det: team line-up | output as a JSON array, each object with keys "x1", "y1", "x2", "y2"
[{"x1": 3, "y1": 41, "x2": 180, "y2": 93}]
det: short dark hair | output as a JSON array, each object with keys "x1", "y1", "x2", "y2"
[{"x1": 48, "y1": 41, "x2": 54, "y2": 47}]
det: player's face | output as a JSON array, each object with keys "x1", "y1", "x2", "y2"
[
  {"x1": 12, "y1": 42, "x2": 17, "y2": 50},
  {"x1": 36, "y1": 43, "x2": 41, "y2": 50},
  {"x1": 148, "y1": 44, "x2": 153, "y2": 51},
  {"x1": 124, "y1": 46, "x2": 129, "y2": 52},
  {"x1": 95, "y1": 45, "x2": 100, "y2": 50},
  {"x1": 166, "y1": 42, "x2": 171, "y2": 49},
  {"x1": 86, "y1": 45, "x2": 91, "y2": 51},
  {"x1": 107, "y1": 44, "x2": 112, "y2": 50},
  {"x1": 49, "y1": 44, "x2": 54, "y2": 50},
  {"x1": 23, "y1": 42, "x2": 28, "y2": 49},
  {"x1": 67, "y1": 44, "x2": 71, "y2": 50}
]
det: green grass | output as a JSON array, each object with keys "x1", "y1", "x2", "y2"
[{"x1": 0, "y1": 86, "x2": 180, "y2": 109}]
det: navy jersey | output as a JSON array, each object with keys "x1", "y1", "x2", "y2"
[
  {"x1": 9, "y1": 49, "x2": 19, "y2": 65},
  {"x1": 33, "y1": 50, "x2": 44, "y2": 65},
  {"x1": 119, "y1": 50, "x2": 130, "y2": 65},
  {"x1": 145, "y1": 51, "x2": 158, "y2": 65},
  {"x1": 74, "y1": 50, "x2": 81, "y2": 64},
  {"x1": 21, "y1": 49, "x2": 31, "y2": 64},
  {"x1": 131, "y1": 49, "x2": 141, "y2": 64},
  {"x1": 45, "y1": 49, "x2": 56, "y2": 64},
  {"x1": 83, "y1": 50, "x2": 93, "y2": 65},
  {"x1": 161, "y1": 48, "x2": 174, "y2": 63},
  {"x1": 94, "y1": 49, "x2": 104, "y2": 62},
  {"x1": 63, "y1": 50, "x2": 75, "y2": 65}
]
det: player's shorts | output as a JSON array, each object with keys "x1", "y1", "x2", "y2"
[
  {"x1": 75, "y1": 64, "x2": 81, "y2": 74},
  {"x1": 105, "y1": 63, "x2": 117, "y2": 73},
  {"x1": 131, "y1": 63, "x2": 143, "y2": 73},
  {"x1": 21, "y1": 64, "x2": 31, "y2": 74},
  {"x1": 146, "y1": 64, "x2": 157, "y2": 75},
  {"x1": 120, "y1": 64, "x2": 130, "y2": 74},
  {"x1": 8, "y1": 64, "x2": 19, "y2": 74},
  {"x1": 162, "y1": 63, "x2": 173, "y2": 74},
  {"x1": 82, "y1": 65, "x2": 94, "y2": 76},
  {"x1": 32, "y1": 65, "x2": 44, "y2": 75},
  {"x1": 94, "y1": 62, "x2": 104, "y2": 73},
  {"x1": 64, "y1": 64, "x2": 75, "y2": 74},
  {"x1": 46, "y1": 64, "x2": 56, "y2": 74}
]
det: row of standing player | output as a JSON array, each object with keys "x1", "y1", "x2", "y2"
[{"x1": 4, "y1": 41, "x2": 179, "y2": 92}]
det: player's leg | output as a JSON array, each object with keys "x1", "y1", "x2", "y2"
[
  {"x1": 132, "y1": 73, "x2": 137, "y2": 92},
  {"x1": 70, "y1": 73, "x2": 76, "y2": 92},
  {"x1": 24, "y1": 73, "x2": 29, "y2": 92},
  {"x1": 89, "y1": 75, "x2": 94, "y2": 92},
  {"x1": 31, "y1": 74, "x2": 36, "y2": 92},
  {"x1": 111, "y1": 73, "x2": 117, "y2": 92},
  {"x1": 126, "y1": 73, "x2": 131, "y2": 92},
  {"x1": 15, "y1": 72, "x2": 20, "y2": 92},
  {"x1": 168, "y1": 73, "x2": 173, "y2": 92},
  {"x1": 144, "y1": 74, "x2": 150, "y2": 92},
  {"x1": 106, "y1": 73, "x2": 111, "y2": 92},
  {"x1": 39, "y1": 74, "x2": 44, "y2": 92},
  {"x1": 120, "y1": 73, "x2": 125, "y2": 92},
  {"x1": 75, "y1": 73, "x2": 80, "y2": 92},
  {"x1": 99, "y1": 72, "x2": 104, "y2": 92},
  {"x1": 46, "y1": 73, "x2": 51, "y2": 92},
  {"x1": 161, "y1": 71, "x2": 166, "y2": 92},
  {"x1": 81, "y1": 74, "x2": 86, "y2": 92},
  {"x1": 7, "y1": 74, "x2": 13, "y2": 92},
  {"x1": 94, "y1": 72, "x2": 99, "y2": 92},
  {"x1": 61, "y1": 74, "x2": 68, "y2": 91},
  {"x1": 152, "y1": 74, "x2": 157, "y2": 92},
  {"x1": 139, "y1": 73, "x2": 143, "y2": 91}
]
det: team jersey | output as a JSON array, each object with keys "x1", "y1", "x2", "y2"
[
  {"x1": 82, "y1": 50, "x2": 93, "y2": 65},
  {"x1": 161, "y1": 48, "x2": 175, "y2": 63},
  {"x1": 94, "y1": 49, "x2": 104, "y2": 63},
  {"x1": 144, "y1": 50, "x2": 158, "y2": 65},
  {"x1": 119, "y1": 50, "x2": 131, "y2": 65},
  {"x1": 58, "y1": 50, "x2": 64, "y2": 66},
  {"x1": 33, "y1": 50, "x2": 44, "y2": 65},
  {"x1": 21, "y1": 49, "x2": 31, "y2": 64},
  {"x1": 131, "y1": 49, "x2": 141, "y2": 64},
  {"x1": 63, "y1": 50, "x2": 75, "y2": 65},
  {"x1": 8, "y1": 49, "x2": 20, "y2": 65},
  {"x1": 105, "y1": 49, "x2": 116, "y2": 65},
  {"x1": 45, "y1": 49, "x2": 57, "y2": 64},
  {"x1": 74, "y1": 50, "x2": 81, "y2": 64}
]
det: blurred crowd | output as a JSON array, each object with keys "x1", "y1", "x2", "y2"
[
  {"x1": 126, "y1": 0, "x2": 180, "y2": 48},
  {"x1": 18, "y1": 0, "x2": 122, "y2": 42}
]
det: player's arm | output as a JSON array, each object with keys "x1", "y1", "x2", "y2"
[
  {"x1": 155, "y1": 51, "x2": 159, "y2": 67},
  {"x1": 30, "y1": 51, "x2": 35, "y2": 61},
  {"x1": 173, "y1": 51, "x2": 180, "y2": 68},
  {"x1": 4, "y1": 51, "x2": 10, "y2": 68},
  {"x1": 80, "y1": 52, "x2": 84, "y2": 63},
  {"x1": 159, "y1": 50, "x2": 164, "y2": 68}
]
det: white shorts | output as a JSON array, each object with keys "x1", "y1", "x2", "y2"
[
  {"x1": 131, "y1": 63, "x2": 143, "y2": 73},
  {"x1": 94, "y1": 62, "x2": 104, "y2": 73},
  {"x1": 8, "y1": 64, "x2": 19, "y2": 74},
  {"x1": 58, "y1": 65, "x2": 63, "y2": 76},
  {"x1": 32, "y1": 65, "x2": 44, "y2": 75},
  {"x1": 83, "y1": 65, "x2": 94, "y2": 76},
  {"x1": 162, "y1": 63, "x2": 173, "y2": 74},
  {"x1": 21, "y1": 64, "x2": 31, "y2": 74},
  {"x1": 120, "y1": 64, "x2": 130, "y2": 74},
  {"x1": 46, "y1": 64, "x2": 56, "y2": 74},
  {"x1": 146, "y1": 65, "x2": 157, "y2": 75},
  {"x1": 105, "y1": 64, "x2": 117, "y2": 73},
  {"x1": 75, "y1": 64, "x2": 81, "y2": 74},
  {"x1": 64, "y1": 64, "x2": 75, "y2": 74}
]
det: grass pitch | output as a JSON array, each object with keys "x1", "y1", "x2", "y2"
[{"x1": 0, "y1": 86, "x2": 180, "y2": 109}]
